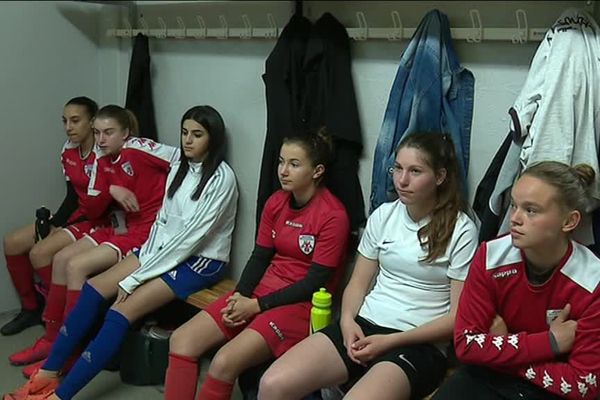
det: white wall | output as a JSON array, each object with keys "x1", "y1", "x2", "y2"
[
  {"x1": 144, "y1": 17, "x2": 543, "y2": 280},
  {"x1": 0, "y1": 1, "x2": 127, "y2": 313}
]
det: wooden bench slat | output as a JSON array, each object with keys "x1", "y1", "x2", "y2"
[{"x1": 186, "y1": 278, "x2": 236, "y2": 309}]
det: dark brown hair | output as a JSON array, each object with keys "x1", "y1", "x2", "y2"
[
  {"x1": 65, "y1": 97, "x2": 98, "y2": 119},
  {"x1": 167, "y1": 105, "x2": 227, "y2": 201},
  {"x1": 283, "y1": 126, "x2": 334, "y2": 183}
]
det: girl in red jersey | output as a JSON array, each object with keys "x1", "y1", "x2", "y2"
[
  {"x1": 258, "y1": 133, "x2": 478, "y2": 400},
  {"x1": 162, "y1": 128, "x2": 351, "y2": 400},
  {"x1": 2, "y1": 97, "x2": 98, "y2": 337},
  {"x1": 11, "y1": 105, "x2": 178, "y2": 376},
  {"x1": 433, "y1": 162, "x2": 600, "y2": 400}
]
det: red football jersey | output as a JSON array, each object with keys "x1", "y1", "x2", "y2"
[
  {"x1": 60, "y1": 140, "x2": 96, "y2": 222},
  {"x1": 86, "y1": 137, "x2": 179, "y2": 229},
  {"x1": 455, "y1": 234, "x2": 600, "y2": 399},
  {"x1": 254, "y1": 188, "x2": 350, "y2": 297}
]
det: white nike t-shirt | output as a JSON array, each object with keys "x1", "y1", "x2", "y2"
[{"x1": 358, "y1": 200, "x2": 478, "y2": 333}]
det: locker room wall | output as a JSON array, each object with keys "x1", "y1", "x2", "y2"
[
  {"x1": 0, "y1": 1, "x2": 127, "y2": 313},
  {"x1": 136, "y1": 1, "x2": 590, "y2": 280}
]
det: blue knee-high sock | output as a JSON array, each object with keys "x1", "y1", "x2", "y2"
[
  {"x1": 55, "y1": 309, "x2": 130, "y2": 400},
  {"x1": 43, "y1": 282, "x2": 107, "y2": 371}
]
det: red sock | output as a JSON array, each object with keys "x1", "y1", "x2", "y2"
[
  {"x1": 64, "y1": 289, "x2": 81, "y2": 320},
  {"x1": 164, "y1": 353, "x2": 199, "y2": 400},
  {"x1": 36, "y1": 264, "x2": 52, "y2": 290},
  {"x1": 5, "y1": 254, "x2": 37, "y2": 310},
  {"x1": 43, "y1": 284, "x2": 67, "y2": 342},
  {"x1": 197, "y1": 373, "x2": 234, "y2": 400}
]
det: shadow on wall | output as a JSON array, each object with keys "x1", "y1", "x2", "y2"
[
  {"x1": 57, "y1": 2, "x2": 130, "y2": 46},
  {"x1": 57, "y1": 2, "x2": 101, "y2": 45}
]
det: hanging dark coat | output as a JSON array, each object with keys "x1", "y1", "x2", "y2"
[
  {"x1": 256, "y1": 15, "x2": 312, "y2": 229},
  {"x1": 125, "y1": 33, "x2": 158, "y2": 140},
  {"x1": 304, "y1": 13, "x2": 365, "y2": 232},
  {"x1": 472, "y1": 131, "x2": 513, "y2": 242},
  {"x1": 257, "y1": 13, "x2": 365, "y2": 232}
]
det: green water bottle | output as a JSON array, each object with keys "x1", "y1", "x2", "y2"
[{"x1": 310, "y1": 288, "x2": 332, "y2": 334}]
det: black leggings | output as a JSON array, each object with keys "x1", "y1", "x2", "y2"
[{"x1": 432, "y1": 365, "x2": 564, "y2": 400}]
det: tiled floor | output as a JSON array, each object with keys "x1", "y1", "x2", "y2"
[{"x1": 0, "y1": 311, "x2": 243, "y2": 399}]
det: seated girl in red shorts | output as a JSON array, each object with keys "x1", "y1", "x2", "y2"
[
  {"x1": 2, "y1": 97, "x2": 98, "y2": 338},
  {"x1": 163, "y1": 128, "x2": 351, "y2": 400}
]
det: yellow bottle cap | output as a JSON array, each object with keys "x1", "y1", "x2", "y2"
[{"x1": 312, "y1": 288, "x2": 332, "y2": 308}]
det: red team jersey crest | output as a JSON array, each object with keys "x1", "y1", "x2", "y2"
[
  {"x1": 121, "y1": 161, "x2": 134, "y2": 176},
  {"x1": 298, "y1": 235, "x2": 315, "y2": 255}
]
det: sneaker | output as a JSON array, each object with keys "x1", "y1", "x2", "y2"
[
  {"x1": 9, "y1": 337, "x2": 53, "y2": 366},
  {"x1": 3, "y1": 372, "x2": 59, "y2": 400},
  {"x1": 1, "y1": 309, "x2": 42, "y2": 336}
]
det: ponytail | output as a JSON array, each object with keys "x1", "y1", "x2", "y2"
[
  {"x1": 124, "y1": 109, "x2": 139, "y2": 137},
  {"x1": 283, "y1": 126, "x2": 334, "y2": 185}
]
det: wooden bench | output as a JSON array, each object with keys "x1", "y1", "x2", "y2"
[{"x1": 185, "y1": 278, "x2": 237, "y2": 309}]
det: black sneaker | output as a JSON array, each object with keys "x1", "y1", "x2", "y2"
[{"x1": 0, "y1": 308, "x2": 43, "y2": 336}]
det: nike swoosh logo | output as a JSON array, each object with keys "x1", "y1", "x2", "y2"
[
  {"x1": 398, "y1": 354, "x2": 417, "y2": 371},
  {"x1": 382, "y1": 240, "x2": 394, "y2": 244}
]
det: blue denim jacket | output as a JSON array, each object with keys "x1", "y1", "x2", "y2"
[{"x1": 370, "y1": 10, "x2": 474, "y2": 213}]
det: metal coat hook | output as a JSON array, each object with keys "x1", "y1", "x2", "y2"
[
  {"x1": 512, "y1": 9, "x2": 528, "y2": 44},
  {"x1": 156, "y1": 17, "x2": 167, "y2": 39},
  {"x1": 241, "y1": 14, "x2": 252, "y2": 39},
  {"x1": 355, "y1": 11, "x2": 368, "y2": 41},
  {"x1": 467, "y1": 9, "x2": 482, "y2": 43},
  {"x1": 217, "y1": 15, "x2": 229, "y2": 39},
  {"x1": 137, "y1": 17, "x2": 149, "y2": 35},
  {"x1": 189, "y1": 15, "x2": 207, "y2": 39},
  {"x1": 266, "y1": 13, "x2": 278, "y2": 39},
  {"x1": 171, "y1": 16, "x2": 186, "y2": 39},
  {"x1": 388, "y1": 11, "x2": 403, "y2": 41}
]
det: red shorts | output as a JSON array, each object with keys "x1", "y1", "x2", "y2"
[
  {"x1": 83, "y1": 224, "x2": 150, "y2": 261},
  {"x1": 205, "y1": 290, "x2": 311, "y2": 357},
  {"x1": 63, "y1": 221, "x2": 103, "y2": 241}
]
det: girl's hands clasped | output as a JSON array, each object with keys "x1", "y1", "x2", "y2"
[{"x1": 220, "y1": 292, "x2": 260, "y2": 328}]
